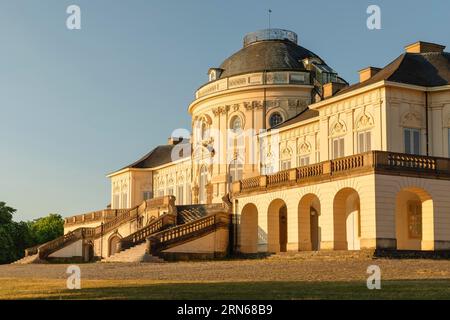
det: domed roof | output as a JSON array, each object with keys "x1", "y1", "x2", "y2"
[{"x1": 217, "y1": 29, "x2": 321, "y2": 79}]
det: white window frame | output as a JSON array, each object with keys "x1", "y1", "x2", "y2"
[
  {"x1": 280, "y1": 159, "x2": 291, "y2": 171},
  {"x1": 332, "y1": 137, "x2": 345, "y2": 159},
  {"x1": 297, "y1": 155, "x2": 310, "y2": 167},
  {"x1": 404, "y1": 128, "x2": 421, "y2": 155},
  {"x1": 357, "y1": 130, "x2": 372, "y2": 153}
]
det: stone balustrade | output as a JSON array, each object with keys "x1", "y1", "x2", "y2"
[
  {"x1": 232, "y1": 151, "x2": 450, "y2": 196},
  {"x1": 195, "y1": 71, "x2": 310, "y2": 99}
]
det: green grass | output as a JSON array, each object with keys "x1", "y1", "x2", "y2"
[{"x1": 1, "y1": 278, "x2": 449, "y2": 300}]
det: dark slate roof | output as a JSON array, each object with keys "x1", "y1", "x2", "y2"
[
  {"x1": 218, "y1": 40, "x2": 321, "y2": 78},
  {"x1": 117, "y1": 144, "x2": 189, "y2": 171},
  {"x1": 336, "y1": 52, "x2": 450, "y2": 96},
  {"x1": 270, "y1": 108, "x2": 319, "y2": 130}
]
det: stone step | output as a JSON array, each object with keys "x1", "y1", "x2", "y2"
[{"x1": 101, "y1": 243, "x2": 164, "y2": 263}]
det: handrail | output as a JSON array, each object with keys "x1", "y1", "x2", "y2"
[
  {"x1": 148, "y1": 212, "x2": 230, "y2": 255},
  {"x1": 119, "y1": 214, "x2": 176, "y2": 251},
  {"x1": 31, "y1": 197, "x2": 175, "y2": 259}
]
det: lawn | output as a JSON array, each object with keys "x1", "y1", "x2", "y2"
[{"x1": 1, "y1": 278, "x2": 449, "y2": 300}]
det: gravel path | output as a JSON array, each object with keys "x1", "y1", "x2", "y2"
[{"x1": 1, "y1": 257, "x2": 450, "y2": 282}]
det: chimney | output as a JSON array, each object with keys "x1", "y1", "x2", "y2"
[
  {"x1": 358, "y1": 67, "x2": 381, "y2": 83},
  {"x1": 404, "y1": 41, "x2": 446, "y2": 54},
  {"x1": 323, "y1": 82, "x2": 347, "y2": 99}
]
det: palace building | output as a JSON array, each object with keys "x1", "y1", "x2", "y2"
[{"x1": 16, "y1": 29, "x2": 450, "y2": 264}]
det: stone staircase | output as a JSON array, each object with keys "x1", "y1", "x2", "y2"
[
  {"x1": 12, "y1": 253, "x2": 42, "y2": 265},
  {"x1": 176, "y1": 204, "x2": 225, "y2": 224},
  {"x1": 101, "y1": 243, "x2": 164, "y2": 263}
]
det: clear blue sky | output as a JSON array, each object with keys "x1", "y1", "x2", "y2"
[{"x1": 1, "y1": 0, "x2": 449, "y2": 221}]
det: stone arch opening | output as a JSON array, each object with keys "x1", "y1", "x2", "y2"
[
  {"x1": 395, "y1": 187, "x2": 434, "y2": 251},
  {"x1": 298, "y1": 194, "x2": 321, "y2": 251},
  {"x1": 267, "y1": 199, "x2": 288, "y2": 253},
  {"x1": 108, "y1": 234, "x2": 122, "y2": 257},
  {"x1": 333, "y1": 188, "x2": 361, "y2": 250},
  {"x1": 239, "y1": 203, "x2": 258, "y2": 254}
]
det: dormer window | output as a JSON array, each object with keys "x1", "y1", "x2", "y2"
[{"x1": 208, "y1": 68, "x2": 223, "y2": 82}]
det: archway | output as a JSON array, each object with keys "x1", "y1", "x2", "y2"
[
  {"x1": 333, "y1": 188, "x2": 361, "y2": 250},
  {"x1": 395, "y1": 187, "x2": 434, "y2": 250},
  {"x1": 239, "y1": 203, "x2": 258, "y2": 253},
  {"x1": 108, "y1": 234, "x2": 122, "y2": 257},
  {"x1": 83, "y1": 241, "x2": 94, "y2": 262},
  {"x1": 267, "y1": 199, "x2": 288, "y2": 253},
  {"x1": 298, "y1": 194, "x2": 321, "y2": 251}
]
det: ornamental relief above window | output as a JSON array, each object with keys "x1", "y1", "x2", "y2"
[
  {"x1": 355, "y1": 112, "x2": 375, "y2": 131},
  {"x1": 401, "y1": 111, "x2": 422, "y2": 128},
  {"x1": 330, "y1": 117, "x2": 347, "y2": 137},
  {"x1": 297, "y1": 138, "x2": 312, "y2": 155}
]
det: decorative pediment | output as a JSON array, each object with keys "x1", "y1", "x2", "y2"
[
  {"x1": 330, "y1": 119, "x2": 347, "y2": 136},
  {"x1": 356, "y1": 112, "x2": 374, "y2": 130},
  {"x1": 298, "y1": 140, "x2": 311, "y2": 155},
  {"x1": 401, "y1": 112, "x2": 422, "y2": 128}
]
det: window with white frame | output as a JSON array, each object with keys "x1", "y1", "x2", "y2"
[
  {"x1": 121, "y1": 193, "x2": 128, "y2": 209},
  {"x1": 229, "y1": 159, "x2": 243, "y2": 183},
  {"x1": 143, "y1": 191, "x2": 152, "y2": 201},
  {"x1": 332, "y1": 137, "x2": 345, "y2": 159},
  {"x1": 297, "y1": 155, "x2": 310, "y2": 167},
  {"x1": 177, "y1": 185, "x2": 184, "y2": 205},
  {"x1": 357, "y1": 131, "x2": 372, "y2": 153},
  {"x1": 280, "y1": 159, "x2": 291, "y2": 171},
  {"x1": 158, "y1": 190, "x2": 164, "y2": 197},
  {"x1": 167, "y1": 187, "x2": 174, "y2": 196},
  {"x1": 262, "y1": 164, "x2": 274, "y2": 175},
  {"x1": 269, "y1": 112, "x2": 283, "y2": 127},
  {"x1": 315, "y1": 133, "x2": 320, "y2": 163},
  {"x1": 186, "y1": 183, "x2": 192, "y2": 204},
  {"x1": 113, "y1": 194, "x2": 120, "y2": 209},
  {"x1": 404, "y1": 128, "x2": 421, "y2": 155}
]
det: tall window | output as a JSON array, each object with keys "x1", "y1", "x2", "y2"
[
  {"x1": 297, "y1": 155, "x2": 310, "y2": 167},
  {"x1": 280, "y1": 160, "x2": 291, "y2": 171},
  {"x1": 158, "y1": 190, "x2": 164, "y2": 197},
  {"x1": 262, "y1": 164, "x2": 274, "y2": 175},
  {"x1": 332, "y1": 137, "x2": 345, "y2": 159},
  {"x1": 113, "y1": 194, "x2": 120, "y2": 209},
  {"x1": 167, "y1": 187, "x2": 174, "y2": 196},
  {"x1": 121, "y1": 193, "x2": 128, "y2": 209},
  {"x1": 269, "y1": 112, "x2": 283, "y2": 127},
  {"x1": 199, "y1": 166, "x2": 208, "y2": 204},
  {"x1": 177, "y1": 185, "x2": 184, "y2": 205},
  {"x1": 357, "y1": 131, "x2": 372, "y2": 153},
  {"x1": 143, "y1": 191, "x2": 152, "y2": 201},
  {"x1": 201, "y1": 122, "x2": 209, "y2": 140},
  {"x1": 186, "y1": 183, "x2": 192, "y2": 204},
  {"x1": 229, "y1": 160, "x2": 243, "y2": 183},
  {"x1": 407, "y1": 201, "x2": 422, "y2": 239},
  {"x1": 404, "y1": 128, "x2": 421, "y2": 155}
]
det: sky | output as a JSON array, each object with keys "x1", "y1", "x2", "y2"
[{"x1": 1, "y1": 0, "x2": 449, "y2": 221}]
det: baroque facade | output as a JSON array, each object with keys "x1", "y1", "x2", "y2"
[{"x1": 17, "y1": 29, "x2": 450, "y2": 264}]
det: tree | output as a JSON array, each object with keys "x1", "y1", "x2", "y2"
[
  {"x1": 0, "y1": 202, "x2": 64, "y2": 264},
  {"x1": 29, "y1": 214, "x2": 64, "y2": 245},
  {"x1": 0, "y1": 202, "x2": 15, "y2": 225}
]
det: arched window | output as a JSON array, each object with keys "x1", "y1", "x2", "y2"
[
  {"x1": 229, "y1": 159, "x2": 243, "y2": 183},
  {"x1": 199, "y1": 166, "x2": 208, "y2": 204},
  {"x1": 201, "y1": 122, "x2": 209, "y2": 140},
  {"x1": 230, "y1": 115, "x2": 242, "y2": 133},
  {"x1": 269, "y1": 112, "x2": 283, "y2": 127}
]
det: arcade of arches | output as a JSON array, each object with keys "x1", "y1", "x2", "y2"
[{"x1": 236, "y1": 175, "x2": 449, "y2": 253}]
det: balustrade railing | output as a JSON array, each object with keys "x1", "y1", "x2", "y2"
[{"x1": 233, "y1": 151, "x2": 450, "y2": 196}]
